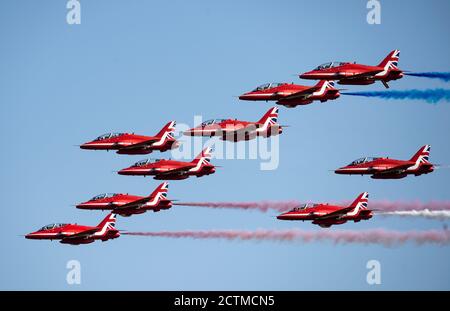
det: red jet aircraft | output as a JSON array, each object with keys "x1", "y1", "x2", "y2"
[
  {"x1": 277, "y1": 192, "x2": 372, "y2": 228},
  {"x1": 183, "y1": 107, "x2": 282, "y2": 141},
  {"x1": 25, "y1": 213, "x2": 119, "y2": 245},
  {"x1": 80, "y1": 121, "x2": 178, "y2": 154},
  {"x1": 239, "y1": 81, "x2": 340, "y2": 107},
  {"x1": 76, "y1": 182, "x2": 172, "y2": 216},
  {"x1": 300, "y1": 50, "x2": 403, "y2": 88},
  {"x1": 118, "y1": 147, "x2": 215, "y2": 180},
  {"x1": 335, "y1": 145, "x2": 434, "y2": 179}
]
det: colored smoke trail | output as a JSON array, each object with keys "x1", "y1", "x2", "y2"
[
  {"x1": 174, "y1": 201, "x2": 299, "y2": 213},
  {"x1": 123, "y1": 229, "x2": 450, "y2": 246},
  {"x1": 378, "y1": 210, "x2": 450, "y2": 220},
  {"x1": 405, "y1": 72, "x2": 450, "y2": 82},
  {"x1": 342, "y1": 89, "x2": 450, "y2": 104},
  {"x1": 175, "y1": 201, "x2": 450, "y2": 213}
]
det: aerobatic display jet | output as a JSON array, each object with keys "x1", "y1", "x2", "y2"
[
  {"x1": 76, "y1": 182, "x2": 173, "y2": 216},
  {"x1": 239, "y1": 81, "x2": 340, "y2": 107},
  {"x1": 183, "y1": 107, "x2": 282, "y2": 141},
  {"x1": 300, "y1": 50, "x2": 403, "y2": 88},
  {"x1": 80, "y1": 121, "x2": 178, "y2": 154},
  {"x1": 335, "y1": 145, "x2": 434, "y2": 179},
  {"x1": 25, "y1": 214, "x2": 119, "y2": 245},
  {"x1": 277, "y1": 192, "x2": 372, "y2": 228},
  {"x1": 118, "y1": 147, "x2": 215, "y2": 180}
]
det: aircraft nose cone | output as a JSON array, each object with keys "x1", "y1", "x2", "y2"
[
  {"x1": 80, "y1": 142, "x2": 97, "y2": 150},
  {"x1": 334, "y1": 167, "x2": 345, "y2": 174},
  {"x1": 118, "y1": 168, "x2": 130, "y2": 175},
  {"x1": 25, "y1": 233, "x2": 36, "y2": 239},
  {"x1": 276, "y1": 213, "x2": 288, "y2": 220},
  {"x1": 76, "y1": 202, "x2": 88, "y2": 209},
  {"x1": 238, "y1": 93, "x2": 251, "y2": 100}
]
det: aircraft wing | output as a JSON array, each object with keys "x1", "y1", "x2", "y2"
[
  {"x1": 155, "y1": 164, "x2": 197, "y2": 176},
  {"x1": 118, "y1": 138, "x2": 159, "y2": 151},
  {"x1": 280, "y1": 86, "x2": 321, "y2": 100},
  {"x1": 60, "y1": 228, "x2": 99, "y2": 240},
  {"x1": 113, "y1": 197, "x2": 154, "y2": 211},
  {"x1": 340, "y1": 70, "x2": 383, "y2": 80},
  {"x1": 218, "y1": 125, "x2": 259, "y2": 138},
  {"x1": 314, "y1": 207, "x2": 355, "y2": 220},
  {"x1": 371, "y1": 163, "x2": 414, "y2": 175}
]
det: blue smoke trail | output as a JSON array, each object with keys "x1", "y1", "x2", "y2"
[
  {"x1": 405, "y1": 72, "x2": 450, "y2": 82},
  {"x1": 342, "y1": 89, "x2": 450, "y2": 104}
]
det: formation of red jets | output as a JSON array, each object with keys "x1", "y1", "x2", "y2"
[{"x1": 26, "y1": 50, "x2": 437, "y2": 244}]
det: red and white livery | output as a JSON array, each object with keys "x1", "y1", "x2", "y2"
[
  {"x1": 335, "y1": 145, "x2": 434, "y2": 179},
  {"x1": 300, "y1": 50, "x2": 403, "y2": 88},
  {"x1": 80, "y1": 121, "x2": 179, "y2": 154},
  {"x1": 118, "y1": 147, "x2": 216, "y2": 180},
  {"x1": 76, "y1": 182, "x2": 173, "y2": 216},
  {"x1": 239, "y1": 81, "x2": 340, "y2": 107},
  {"x1": 25, "y1": 213, "x2": 120, "y2": 245},
  {"x1": 277, "y1": 192, "x2": 372, "y2": 228},
  {"x1": 183, "y1": 107, "x2": 282, "y2": 141}
]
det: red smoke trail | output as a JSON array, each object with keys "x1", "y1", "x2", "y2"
[
  {"x1": 123, "y1": 229, "x2": 450, "y2": 246},
  {"x1": 174, "y1": 201, "x2": 299, "y2": 212},
  {"x1": 175, "y1": 201, "x2": 450, "y2": 213}
]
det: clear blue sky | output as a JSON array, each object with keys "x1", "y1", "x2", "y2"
[{"x1": 1, "y1": 0, "x2": 449, "y2": 290}]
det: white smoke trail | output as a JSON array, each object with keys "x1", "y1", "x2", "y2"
[
  {"x1": 378, "y1": 209, "x2": 450, "y2": 220},
  {"x1": 124, "y1": 228, "x2": 450, "y2": 247},
  {"x1": 367, "y1": 201, "x2": 450, "y2": 212}
]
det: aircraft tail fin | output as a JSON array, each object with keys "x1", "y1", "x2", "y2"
[
  {"x1": 96, "y1": 213, "x2": 117, "y2": 236},
  {"x1": 348, "y1": 192, "x2": 369, "y2": 211},
  {"x1": 192, "y1": 146, "x2": 213, "y2": 165},
  {"x1": 314, "y1": 80, "x2": 335, "y2": 89},
  {"x1": 153, "y1": 121, "x2": 177, "y2": 147},
  {"x1": 378, "y1": 50, "x2": 400, "y2": 69},
  {"x1": 149, "y1": 182, "x2": 169, "y2": 201},
  {"x1": 257, "y1": 107, "x2": 279, "y2": 130},
  {"x1": 313, "y1": 80, "x2": 338, "y2": 95},
  {"x1": 409, "y1": 145, "x2": 431, "y2": 165}
]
